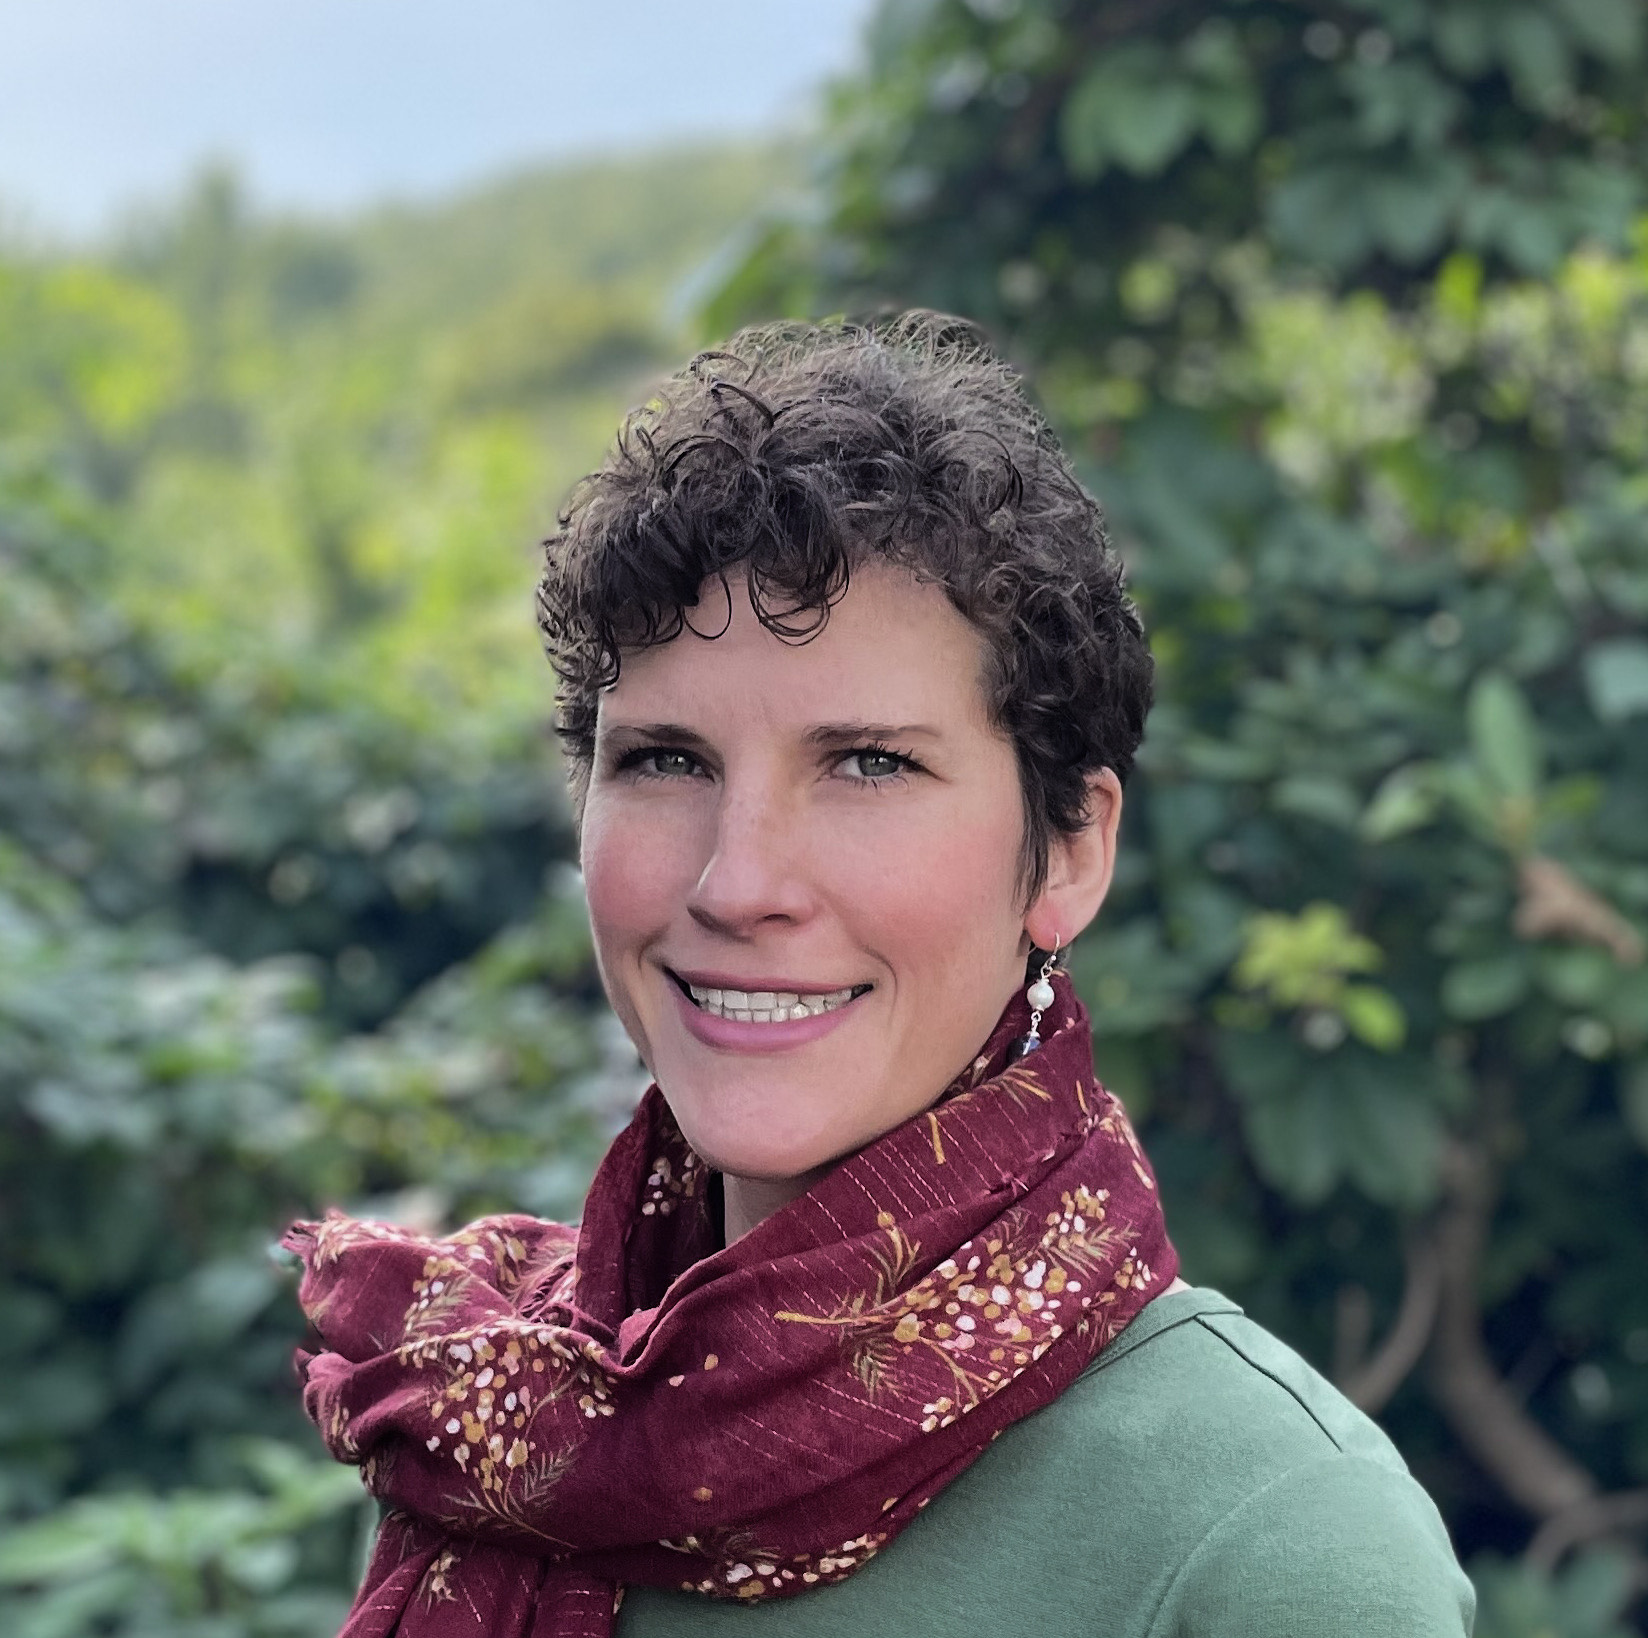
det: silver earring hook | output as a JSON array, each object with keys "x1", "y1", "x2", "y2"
[
  {"x1": 1039, "y1": 934, "x2": 1062, "y2": 983},
  {"x1": 1013, "y1": 935, "x2": 1063, "y2": 1060}
]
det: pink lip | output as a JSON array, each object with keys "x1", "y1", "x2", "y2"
[{"x1": 667, "y1": 975, "x2": 867, "y2": 1053}]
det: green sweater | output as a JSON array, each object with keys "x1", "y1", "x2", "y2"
[{"x1": 617, "y1": 1287, "x2": 1475, "y2": 1636}]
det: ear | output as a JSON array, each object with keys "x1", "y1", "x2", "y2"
[{"x1": 1023, "y1": 768, "x2": 1123, "y2": 952}]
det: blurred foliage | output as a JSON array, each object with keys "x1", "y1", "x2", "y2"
[
  {"x1": 0, "y1": 145, "x2": 780, "y2": 1631},
  {"x1": 0, "y1": 1441, "x2": 368, "y2": 1638},
  {"x1": 1473, "y1": 1547, "x2": 1641, "y2": 1638},
  {"x1": 718, "y1": 0, "x2": 1648, "y2": 1627},
  {"x1": 0, "y1": 491, "x2": 628, "y2": 1626}
]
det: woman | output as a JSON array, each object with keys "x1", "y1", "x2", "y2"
[{"x1": 286, "y1": 315, "x2": 1474, "y2": 1636}]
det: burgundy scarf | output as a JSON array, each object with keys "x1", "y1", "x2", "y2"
[{"x1": 286, "y1": 973, "x2": 1176, "y2": 1636}]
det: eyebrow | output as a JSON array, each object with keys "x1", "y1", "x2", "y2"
[
  {"x1": 805, "y1": 721, "x2": 942, "y2": 746},
  {"x1": 597, "y1": 720, "x2": 943, "y2": 748},
  {"x1": 598, "y1": 722, "x2": 713, "y2": 750}
]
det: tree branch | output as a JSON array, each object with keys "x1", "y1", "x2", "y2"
[
  {"x1": 1429, "y1": 1140, "x2": 1599, "y2": 1519},
  {"x1": 1526, "y1": 1490, "x2": 1648, "y2": 1574},
  {"x1": 1338, "y1": 1234, "x2": 1442, "y2": 1415}
]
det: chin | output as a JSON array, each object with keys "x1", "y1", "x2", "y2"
[{"x1": 669, "y1": 1106, "x2": 854, "y2": 1184}]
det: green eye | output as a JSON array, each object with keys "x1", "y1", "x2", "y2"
[
  {"x1": 613, "y1": 745, "x2": 702, "y2": 779},
  {"x1": 845, "y1": 745, "x2": 916, "y2": 781}
]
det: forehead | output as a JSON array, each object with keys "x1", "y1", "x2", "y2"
[{"x1": 600, "y1": 564, "x2": 993, "y2": 729}]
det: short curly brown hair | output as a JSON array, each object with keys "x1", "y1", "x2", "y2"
[{"x1": 535, "y1": 312, "x2": 1153, "y2": 903}]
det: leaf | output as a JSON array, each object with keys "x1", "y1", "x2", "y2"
[
  {"x1": 1060, "y1": 48, "x2": 1199, "y2": 179},
  {"x1": 1178, "y1": 738, "x2": 1273, "y2": 780},
  {"x1": 1433, "y1": 6, "x2": 1495, "y2": 74},
  {"x1": 1458, "y1": 182, "x2": 1572, "y2": 273},
  {"x1": 1271, "y1": 774, "x2": 1362, "y2": 830},
  {"x1": 1507, "y1": 204, "x2": 1574, "y2": 275},
  {"x1": 1163, "y1": 880, "x2": 1248, "y2": 972},
  {"x1": 1538, "y1": 946, "x2": 1622, "y2": 1008},
  {"x1": 1361, "y1": 763, "x2": 1441, "y2": 842},
  {"x1": 1160, "y1": 1193, "x2": 1262, "y2": 1287},
  {"x1": 1470, "y1": 1546, "x2": 1638, "y2": 1638},
  {"x1": 1110, "y1": 82, "x2": 1201, "y2": 176},
  {"x1": 1583, "y1": 639, "x2": 1648, "y2": 721},
  {"x1": 1241, "y1": 1084, "x2": 1341, "y2": 1204},
  {"x1": 1467, "y1": 671, "x2": 1543, "y2": 800},
  {"x1": 1442, "y1": 955, "x2": 1530, "y2": 1021},
  {"x1": 1060, "y1": 52, "x2": 1147, "y2": 180},
  {"x1": 1437, "y1": 763, "x2": 1505, "y2": 842},
  {"x1": 1368, "y1": 166, "x2": 1465, "y2": 264},
  {"x1": 1197, "y1": 81, "x2": 1263, "y2": 157},
  {"x1": 1550, "y1": 1545, "x2": 1637, "y2": 1633},
  {"x1": 1268, "y1": 166, "x2": 1376, "y2": 270},
  {"x1": 1340, "y1": 985, "x2": 1408, "y2": 1052},
  {"x1": 1497, "y1": 7, "x2": 1576, "y2": 110},
  {"x1": 1235, "y1": 903, "x2": 1382, "y2": 1009},
  {"x1": 0, "y1": 1507, "x2": 115, "y2": 1583},
  {"x1": 1553, "y1": 0, "x2": 1646, "y2": 62},
  {"x1": 1600, "y1": 967, "x2": 1648, "y2": 1047},
  {"x1": 1339, "y1": 1074, "x2": 1444, "y2": 1208}
]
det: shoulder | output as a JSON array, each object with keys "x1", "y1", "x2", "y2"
[
  {"x1": 1070, "y1": 1289, "x2": 1413, "y2": 1478},
  {"x1": 1152, "y1": 1452, "x2": 1475, "y2": 1637},
  {"x1": 1018, "y1": 1288, "x2": 1475, "y2": 1636}
]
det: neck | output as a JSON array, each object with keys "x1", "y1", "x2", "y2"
[{"x1": 720, "y1": 1167, "x2": 829, "y2": 1245}]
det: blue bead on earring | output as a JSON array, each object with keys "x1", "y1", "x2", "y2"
[{"x1": 1010, "y1": 936, "x2": 1061, "y2": 1059}]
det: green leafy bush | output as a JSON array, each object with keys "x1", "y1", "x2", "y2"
[
  {"x1": 0, "y1": 483, "x2": 625, "y2": 1630},
  {"x1": 0, "y1": 1442, "x2": 369, "y2": 1638}
]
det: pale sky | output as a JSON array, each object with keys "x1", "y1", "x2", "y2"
[{"x1": 0, "y1": 0, "x2": 880, "y2": 239}]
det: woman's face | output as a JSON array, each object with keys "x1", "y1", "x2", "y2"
[{"x1": 580, "y1": 563, "x2": 1057, "y2": 1183}]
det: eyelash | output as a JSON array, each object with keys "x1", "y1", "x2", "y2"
[{"x1": 611, "y1": 740, "x2": 924, "y2": 785}]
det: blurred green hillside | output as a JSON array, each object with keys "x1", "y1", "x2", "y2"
[{"x1": 4, "y1": 144, "x2": 792, "y2": 726}]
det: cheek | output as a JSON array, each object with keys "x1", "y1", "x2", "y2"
[
  {"x1": 827, "y1": 792, "x2": 1024, "y2": 961},
  {"x1": 580, "y1": 798, "x2": 692, "y2": 962}
]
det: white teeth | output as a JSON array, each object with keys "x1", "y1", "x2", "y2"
[{"x1": 684, "y1": 980, "x2": 864, "y2": 1022}]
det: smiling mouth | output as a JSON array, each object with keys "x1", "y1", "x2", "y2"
[{"x1": 668, "y1": 972, "x2": 873, "y2": 1023}]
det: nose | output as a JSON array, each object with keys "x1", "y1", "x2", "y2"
[{"x1": 686, "y1": 778, "x2": 813, "y2": 937}]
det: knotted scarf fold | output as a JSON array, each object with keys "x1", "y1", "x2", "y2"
[{"x1": 286, "y1": 972, "x2": 1176, "y2": 1637}]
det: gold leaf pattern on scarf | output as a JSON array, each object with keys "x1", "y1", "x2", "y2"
[
  {"x1": 441, "y1": 1440, "x2": 581, "y2": 1547},
  {"x1": 773, "y1": 1212, "x2": 921, "y2": 1398},
  {"x1": 772, "y1": 1186, "x2": 1152, "y2": 1426},
  {"x1": 932, "y1": 1057, "x2": 1051, "y2": 1131}
]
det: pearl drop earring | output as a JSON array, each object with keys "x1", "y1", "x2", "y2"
[{"x1": 1011, "y1": 935, "x2": 1061, "y2": 1059}]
